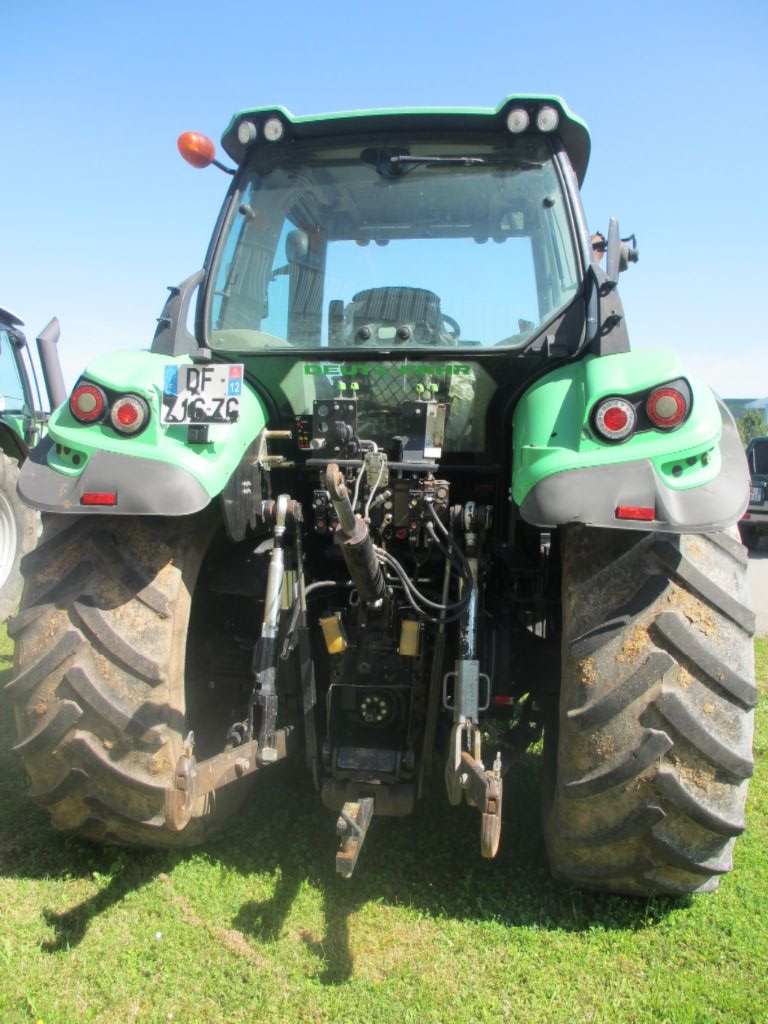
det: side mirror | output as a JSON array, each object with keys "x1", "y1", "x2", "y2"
[{"x1": 605, "y1": 217, "x2": 640, "y2": 284}]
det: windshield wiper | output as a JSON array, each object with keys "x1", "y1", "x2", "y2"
[
  {"x1": 361, "y1": 147, "x2": 542, "y2": 179},
  {"x1": 387, "y1": 154, "x2": 485, "y2": 173},
  {"x1": 364, "y1": 149, "x2": 485, "y2": 179}
]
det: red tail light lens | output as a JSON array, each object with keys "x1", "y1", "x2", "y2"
[
  {"x1": 110, "y1": 395, "x2": 149, "y2": 435},
  {"x1": 70, "y1": 383, "x2": 107, "y2": 423},
  {"x1": 646, "y1": 386, "x2": 688, "y2": 429},
  {"x1": 593, "y1": 397, "x2": 637, "y2": 442}
]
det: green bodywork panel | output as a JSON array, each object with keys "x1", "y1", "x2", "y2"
[
  {"x1": 44, "y1": 350, "x2": 267, "y2": 499},
  {"x1": 512, "y1": 349, "x2": 722, "y2": 506},
  {"x1": 221, "y1": 96, "x2": 592, "y2": 184},
  {"x1": 43, "y1": 345, "x2": 723, "y2": 511}
]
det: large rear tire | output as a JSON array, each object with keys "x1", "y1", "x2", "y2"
[
  {"x1": 544, "y1": 526, "x2": 756, "y2": 896},
  {"x1": 0, "y1": 452, "x2": 39, "y2": 623},
  {"x1": 5, "y1": 510, "x2": 244, "y2": 847}
]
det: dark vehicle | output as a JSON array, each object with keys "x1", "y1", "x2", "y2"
[
  {"x1": 740, "y1": 435, "x2": 768, "y2": 550},
  {"x1": 0, "y1": 308, "x2": 64, "y2": 621},
  {"x1": 8, "y1": 97, "x2": 755, "y2": 896}
]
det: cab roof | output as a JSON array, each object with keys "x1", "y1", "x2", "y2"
[{"x1": 221, "y1": 96, "x2": 591, "y2": 185}]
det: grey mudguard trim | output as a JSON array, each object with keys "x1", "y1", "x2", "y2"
[
  {"x1": 18, "y1": 437, "x2": 211, "y2": 515},
  {"x1": 519, "y1": 399, "x2": 749, "y2": 533}
]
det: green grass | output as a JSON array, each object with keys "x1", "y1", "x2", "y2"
[{"x1": 1, "y1": 632, "x2": 766, "y2": 1024}]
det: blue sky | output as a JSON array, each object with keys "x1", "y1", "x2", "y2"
[{"x1": 2, "y1": 0, "x2": 766, "y2": 399}]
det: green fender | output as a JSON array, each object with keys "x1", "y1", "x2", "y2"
[
  {"x1": 512, "y1": 349, "x2": 749, "y2": 532},
  {"x1": 18, "y1": 350, "x2": 268, "y2": 516}
]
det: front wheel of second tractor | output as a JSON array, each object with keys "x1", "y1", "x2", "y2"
[
  {"x1": 0, "y1": 451, "x2": 39, "y2": 623},
  {"x1": 543, "y1": 525, "x2": 756, "y2": 896},
  {"x1": 5, "y1": 510, "x2": 256, "y2": 847}
]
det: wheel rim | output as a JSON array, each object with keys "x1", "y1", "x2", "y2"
[{"x1": 0, "y1": 488, "x2": 18, "y2": 589}]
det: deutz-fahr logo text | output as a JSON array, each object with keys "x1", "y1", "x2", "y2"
[{"x1": 304, "y1": 363, "x2": 472, "y2": 377}]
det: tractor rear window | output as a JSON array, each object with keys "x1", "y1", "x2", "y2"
[
  {"x1": 0, "y1": 330, "x2": 29, "y2": 413},
  {"x1": 205, "y1": 136, "x2": 580, "y2": 352}
]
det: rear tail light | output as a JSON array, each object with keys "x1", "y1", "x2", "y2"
[
  {"x1": 69, "y1": 382, "x2": 150, "y2": 436},
  {"x1": 592, "y1": 380, "x2": 691, "y2": 444},
  {"x1": 110, "y1": 395, "x2": 149, "y2": 435},
  {"x1": 593, "y1": 397, "x2": 637, "y2": 442},
  {"x1": 70, "y1": 383, "x2": 107, "y2": 423},
  {"x1": 646, "y1": 385, "x2": 689, "y2": 430}
]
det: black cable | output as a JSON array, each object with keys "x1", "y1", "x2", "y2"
[
  {"x1": 380, "y1": 566, "x2": 469, "y2": 625},
  {"x1": 376, "y1": 548, "x2": 472, "y2": 623},
  {"x1": 424, "y1": 522, "x2": 474, "y2": 589}
]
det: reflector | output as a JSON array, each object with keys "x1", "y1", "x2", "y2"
[
  {"x1": 616, "y1": 505, "x2": 655, "y2": 521},
  {"x1": 81, "y1": 492, "x2": 117, "y2": 506},
  {"x1": 116, "y1": 404, "x2": 138, "y2": 426},
  {"x1": 604, "y1": 406, "x2": 629, "y2": 432}
]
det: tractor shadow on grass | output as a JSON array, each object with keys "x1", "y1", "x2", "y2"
[
  {"x1": 224, "y1": 756, "x2": 692, "y2": 984},
  {"x1": 0, "y1": 685, "x2": 689, "y2": 977}
]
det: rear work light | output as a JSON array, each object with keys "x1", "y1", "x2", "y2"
[
  {"x1": 70, "y1": 383, "x2": 107, "y2": 423},
  {"x1": 536, "y1": 106, "x2": 560, "y2": 132},
  {"x1": 593, "y1": 397, "x2": 637, "y2": 442},
  {"x1": 263, "y1": 116, "x2": 285, "y2": 141},
  {"x1": 646, "y1": 385, "x2": 689, "y2": 430},
  {"x1": 110, "y1": 395, "x2": 149, "y2": 435},
  {"x1": 506, "y1": 108, "x2": 530, "y2": 133}
]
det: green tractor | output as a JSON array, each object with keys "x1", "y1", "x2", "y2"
[
  {"x1": 0, "y1": 308, "x2": 64, "y2": 622},
  {"x1": 9, "y1": 97, "x2": 755, "y2": 895}
]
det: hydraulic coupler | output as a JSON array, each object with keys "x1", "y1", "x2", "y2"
[{"x1": 325, "y1": 463, "x2": 387, "y2": 605}]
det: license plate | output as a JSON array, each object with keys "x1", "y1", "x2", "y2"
[
  {"x1": 162, "y1": 364, "x2": 243, "y2": 424},
  {"x1": 750, "y1": 485, "x2": 765, "y2": 505}
]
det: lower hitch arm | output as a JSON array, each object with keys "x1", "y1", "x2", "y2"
[
  {"x1": 445, "y1": 714, "x2": 503, "y2": 859},
  {"x1": 165, "y1": 492, "x2": 299, "y2": 832},
  {"x1": 164, "y1": 729, "x2": 291, "y2": 831}
]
